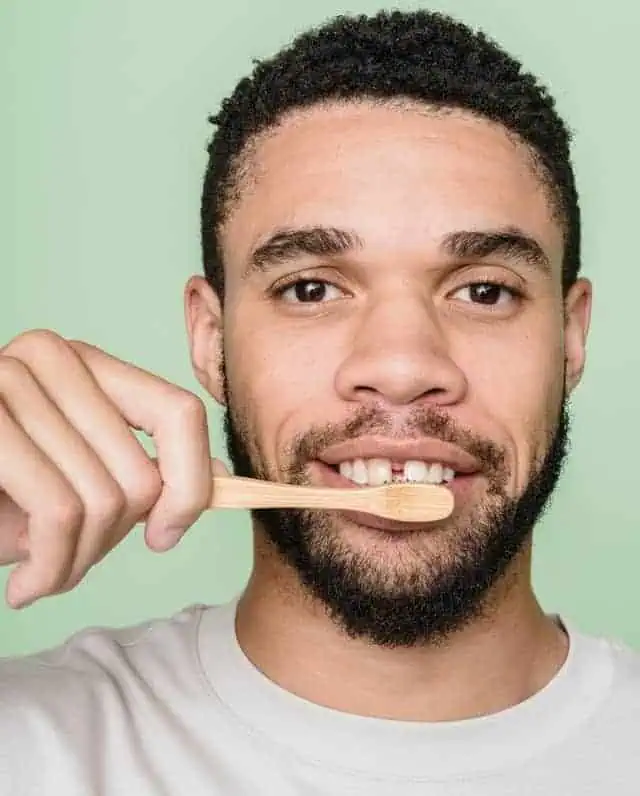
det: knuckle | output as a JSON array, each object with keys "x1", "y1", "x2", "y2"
[
  {"x1": 123, "y1": 465, "x2": 163, "y2": 515},
  {"x1": 66, "y1": 339, "x2": 94, "y2": 356},
  {"x1": 0, "y1": 354, "x2": 32, "y2": 388},
  {"x1": 49, "y1": 494, "x2": 85, "y2": 533},
  {"x1": 172, "y1": 390, "x2": 206, "y2": 425},
  {"x1": 4, "y1": 329, "x2": 66, "y2": 359},
  {"x1": 87, "y1": 484, "x2": 126, "y2": 528}
]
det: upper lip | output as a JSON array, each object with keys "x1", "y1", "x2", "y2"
[{"x1": 317, "y1": 437, "x2": 481, "y2": 474}]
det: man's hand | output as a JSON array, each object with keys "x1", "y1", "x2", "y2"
[{"x1": 0, "y1": 330, "x2": 225, "y2": 609}]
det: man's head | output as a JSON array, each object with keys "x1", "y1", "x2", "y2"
[{"x1": 186, "y1": 10, "x2": 591, "y2": 647}]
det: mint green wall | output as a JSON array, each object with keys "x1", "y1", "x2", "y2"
[{"x1": 1, "y1": 1, "x2": 637, "y2": 657}]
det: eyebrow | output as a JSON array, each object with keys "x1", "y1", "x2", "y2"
[
  {"x1": 244, "y1": 224, "x2": 551, "y2": 277},
  {"x1": 246, "y1": 227, "x2": 362, "y2": 276},
  {"x1": 441, "y1": 227, "x2": 551, "y2": 274}
]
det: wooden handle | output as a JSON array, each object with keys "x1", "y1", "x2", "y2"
[
  {"x1": 211, "y1": 475, "x2": 376, "y2": 511},
  {"x1": 210, "y1": 475, "x2": 453, "y2": 522}
]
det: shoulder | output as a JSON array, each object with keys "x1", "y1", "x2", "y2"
[
  {"x1": 0, "y1": 603, "x2": 210, "y2": 725},
  {"x1": 608, "y1": 634, "x2": 640, "y2": 694},
  {"x1": 0, "y1": 604, "x2": 216, "y2": 793},
  {"x1": 577, "y1": 625, "x2": 640, "y2": 726}
]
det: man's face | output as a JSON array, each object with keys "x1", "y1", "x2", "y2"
[{"x1": 206, "y1": 102, "x2": 590, "y2": 647}]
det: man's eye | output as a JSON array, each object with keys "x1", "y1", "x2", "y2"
[
  {"x1": 452, "y1": 282, "x2": 521, "y2": 307},
  {"x1": 276, "y1": 280, "x2": 344, "y2": 304}
]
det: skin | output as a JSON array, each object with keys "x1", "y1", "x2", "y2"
[
  {"x1": 185, "y1": 101, "x2": 592, "y2": 720},
  {"x1": 0, "y1": 99, "x2": 591, "y2": 724}
]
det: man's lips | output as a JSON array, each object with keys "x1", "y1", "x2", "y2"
[{"x1": 308, "y1": 461, "x2": 480, "y2": 532}]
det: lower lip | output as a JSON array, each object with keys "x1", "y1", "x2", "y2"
[{"x1": 309, "y1": 461, "x2": 480, "y2": 532}]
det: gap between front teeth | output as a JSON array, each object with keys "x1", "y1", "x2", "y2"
[{"x1": 338, "y1": 459, "x2": 455, "y2": 486}]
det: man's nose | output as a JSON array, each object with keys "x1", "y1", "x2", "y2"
[{"x1": 334, "y1": 294, "x2": 468, "y2": 408}]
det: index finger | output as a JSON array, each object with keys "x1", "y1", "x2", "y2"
[{"x1": 68, "y1": 342, "x2": 214, "y2": 547}]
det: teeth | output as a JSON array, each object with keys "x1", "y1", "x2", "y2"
[
  {"x1": 351, "y1": 459, "x2": 369, "y2": 486},
  {"x1": 442, "y1": 467, "x2": 455, "y2": 483},
  {"x1": 426, "y1": 462, "x2": 443, "y2": 484},
  {"x1": 338, "y1": 461, "x2": 353, "y2": 480},
  {"x1": 337, "y1": 459, "x2": 457, "y2": 486},
  {"x1": 404, "y1": 460, "x2": 428, "y2": 483},
  {"x1": 367, "y1": 458, "x2": 392, "y2": 486}
]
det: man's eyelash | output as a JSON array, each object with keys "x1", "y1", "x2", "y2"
[
  {"x1": 270, "y1": 277, "x2": 525, "y2": 298},
  {"x1": 271, "y1": 277, "x2": 335, "y2": 295},
  {"x1": 471, "y1": 278, "x2": 525, "y2": 297}
]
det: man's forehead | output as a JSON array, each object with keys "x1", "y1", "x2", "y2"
[
  {"x1": 220, "y1": 101, "x2": 565, "y2": 273},
  {"x1": 238, "y1": 99, "x2": 545, "y2": 181}
]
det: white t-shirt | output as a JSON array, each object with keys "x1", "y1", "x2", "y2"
[{"x1": 0, "y1": 599, "x2": 638, "y2": 795}]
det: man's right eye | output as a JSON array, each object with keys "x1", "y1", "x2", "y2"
[{"x1": 274, "y1": 279, "x2": 345, "y2": 304}]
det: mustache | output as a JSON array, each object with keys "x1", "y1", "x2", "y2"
[{"x1": 282, "y1": 405, "x2": 508, "y2": 480}]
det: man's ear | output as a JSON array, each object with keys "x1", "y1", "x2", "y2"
[
  {"x1": 184, "y1": 275, "x2": 225, "y2": 406},
  {"x1": 564, "y1": 277, "x2": 592, "y2": 396}
]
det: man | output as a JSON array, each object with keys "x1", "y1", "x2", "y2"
[{"x1": 0, "y1": 8, "x2": 638, "y2": 795}]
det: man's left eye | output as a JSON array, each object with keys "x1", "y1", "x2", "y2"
[
  {"x1": 453, "y1": 282, "x2": 520, "y2": 306},
  {"x1": 277, "y1": 280, "x2": 344, "y2": 304}
]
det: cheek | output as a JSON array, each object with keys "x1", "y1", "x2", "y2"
[
  {"x1": 229, "y1": 325, "x2": 334, "y2": 400},
  {"x1": 475, "y1": 345, "x2": 562, "y2": 411},
  {"x1": 224, "y1": 308, "x2": 342, "y2": 453},
  {"x1": 461, "y1": 323, "x2": 564, "y2": 473},
  {"x1": 460, "y1": 304, "x2": 563, "y2": 398}
]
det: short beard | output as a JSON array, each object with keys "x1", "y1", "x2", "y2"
[{"x1": 222, "y1": 368, "x2": 570, "y2": 649}]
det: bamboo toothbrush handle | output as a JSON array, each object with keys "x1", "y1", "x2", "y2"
[{"x1": 210, "y1": 475, "x2": 453, "y2": 522}]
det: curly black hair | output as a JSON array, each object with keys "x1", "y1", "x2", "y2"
[{"x1": 201, "y1": 9, "x2": 580, "y2": 301}]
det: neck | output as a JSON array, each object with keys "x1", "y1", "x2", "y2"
[{"x1": 235, "y1": 539, "x2": 569, "y2": 722}]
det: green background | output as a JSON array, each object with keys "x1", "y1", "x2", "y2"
[{"x1": 1, "y1": 1, "x2": 638, "y2": 657}]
